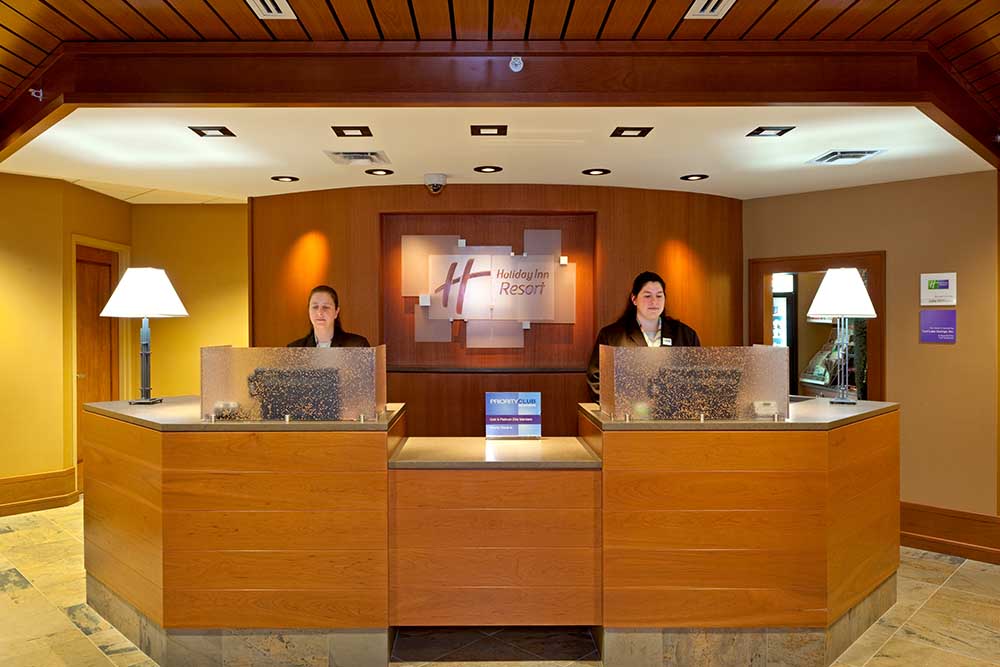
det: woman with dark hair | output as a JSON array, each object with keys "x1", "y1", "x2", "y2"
[
  {"x1": 586, "y1": 271, "x2": 700, "y2": 399},
  {"x1": 287, "y1": 285, "x2": 370, "y2": 347}
]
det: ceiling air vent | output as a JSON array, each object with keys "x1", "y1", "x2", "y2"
[
  {"x1": 324, "y1": 150, "x2": 391, "y2": 166},
  {"x1": 684, "y1": 0, "x2": 738, "y2": 19},
  {"x1": 810, "y1": 150, "x2": 885, "y2": 166},
  {"x1": 245, "y1": 0, "x2": 297, "y2": 20}
]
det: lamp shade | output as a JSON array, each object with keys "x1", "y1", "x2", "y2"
[
  {"x1": 807, "y1": 268, "x2": 876, "y2": 319},
  {"x1": 100, "y1": 268, "x2": 188, "y2": 318}
]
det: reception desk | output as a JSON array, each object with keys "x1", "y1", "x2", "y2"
[{"x1": 81, "y1": 396, "x2": 898, "y2": 667}]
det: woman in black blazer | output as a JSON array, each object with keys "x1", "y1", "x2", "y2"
[{"x1": 287, "y1": 285, "x2": 370, "y2": 348}]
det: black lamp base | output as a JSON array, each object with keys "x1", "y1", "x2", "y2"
[
  {"x1": 830, "y1": 397, "x2": 857, "y2": 405},
  {"x1": 129, "y1": 397, "x2": 163, "y2": 405}
]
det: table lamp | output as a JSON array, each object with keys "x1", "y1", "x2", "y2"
[
  {"x1": 100, "y1": 267, "x2": 188, "y2": 405},
  {"x1": 806, "y1": 268, "x2": 876, "y2": 405}
]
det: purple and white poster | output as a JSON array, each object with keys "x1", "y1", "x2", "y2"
[{"x1": 919, "y1": 310, "x2": 956, "y2": 344}]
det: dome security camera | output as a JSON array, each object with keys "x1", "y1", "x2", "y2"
[{"x1": 424, "y1": 173, "x2": 447, "y2": 195}]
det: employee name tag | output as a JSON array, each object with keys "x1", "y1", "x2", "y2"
[{"x1": 662, "y1": 337, "x2": 672, "y2": 346}]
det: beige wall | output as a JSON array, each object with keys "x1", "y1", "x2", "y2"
[
  {"x1": 744, "y1": 171, "x2": 998, "y2": 515},
  {"x1": 130, "y1": 205, "x2": 249, "y2": 397}
]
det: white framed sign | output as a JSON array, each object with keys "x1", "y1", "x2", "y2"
[{"x1": 920, "y1": 272, "x2": 957, "y2": 306}]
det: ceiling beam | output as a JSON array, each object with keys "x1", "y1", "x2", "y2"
[{"x1": 1, "y1": 41, "x2": 997, "y2": 165}]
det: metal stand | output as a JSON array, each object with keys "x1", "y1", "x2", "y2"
[
  {"x1": 129, "y1": 316, "x2": 162, "y2": 405},
  {"x1": 831, "y1": 316, "x2": 856, "y2": 405}
]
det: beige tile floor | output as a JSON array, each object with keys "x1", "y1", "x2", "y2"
[{"x1": 1, "y1": 499, "x2": 999, "y2": 666}]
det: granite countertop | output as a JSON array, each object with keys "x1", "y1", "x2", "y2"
[
  {"x1": 579, "y1": 397, "x2": 898, "y2": 431},
  {"x1": 83, "y1": 396, "x2": 405, "y2": 432},
  {"x1": 389, "y1": 436, "x2": 601, "y2": 469}
]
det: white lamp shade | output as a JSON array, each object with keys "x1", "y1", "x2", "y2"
[
  {"x1": 100, "y1": 268, "x2": 188, "y2": 318},
  {"x1": 807, "y1": 268, "x2": 877, "y2": 319}
]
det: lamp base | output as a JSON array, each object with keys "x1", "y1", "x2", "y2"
[
  {"x1": 830, "y1": 397, "x2": 857, "y2": 405},
  {"x1": 129, "y1": 397, "x2": 163, "y2": 405}
]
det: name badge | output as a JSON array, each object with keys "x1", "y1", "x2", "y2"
[{"x1": 663, "y1": 337, "x2": 672, "y2": 346}]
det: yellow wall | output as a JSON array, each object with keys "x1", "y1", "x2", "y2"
[
  {"x1": 744, "y1": 171, "x2": 998, "y2": 515},
  {"x1": 130, "y1": 205, "x2": 249, "y2": 397}
]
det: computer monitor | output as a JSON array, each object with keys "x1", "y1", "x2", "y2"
[
  {"x1": 247, "y1": 367, "x2": 342, "y2": 420},
  {"x1": 648, "y1": 366, "x2": 743, "y2": 420}
]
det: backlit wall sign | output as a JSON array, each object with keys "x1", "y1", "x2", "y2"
[{"x1": 400, "y1": 230, "x2": 576, "y2": 348}]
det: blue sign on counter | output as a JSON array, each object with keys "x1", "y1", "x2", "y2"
[{"x1": 485, "y1": 392, "x2": 541, "y2": 439}]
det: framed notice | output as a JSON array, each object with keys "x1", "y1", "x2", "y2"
[
  {"x1": 920, "y1": 272, "x2": 957, "y2": 306},
  {"x1": 919, "y1": 310, "x2": 956, "y2": 344},
  {"x1": 485, "y1": 392, "x2": 541, "y2": 439}
]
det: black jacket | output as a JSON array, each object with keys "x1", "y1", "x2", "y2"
[
  {"x1": 287, "y1": 330, "x2": 370, "y2": 348},
  {"x1": 586, "y1": 315, "x2": 700, "y2": 400}
]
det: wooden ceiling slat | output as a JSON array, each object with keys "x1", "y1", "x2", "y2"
[
  {"x1": 529, "y1": 0, "x2": 570, "y2": 39},
  {"x1": 708, "y1": 0, "x2": 779, "y2": 40},
  {"x1": 0, "y1": 47, "x2": 33, "y2": 75},
  {"x1": 942, "y1": 11, "x2": 1000, "y2": 58},
  {"x1": 89, "y1": 1, "x2": 165, "y2": 40},
  {"x1": 743, "y1": 0, "x2": 814, "y2": 40},
  {"x1": 954, "y1": 36, "x2": 1000, "y2": 72},
  {"x1": 289, "y1": 0, "x2": 344, "y2": 40},
  {"x1": 886, "y1": 0, "x2": 977, "y2": 40},
  {"x1": 492, "y1": 0, "x2": 530, "y2": 40},
  {"x1": 0, "y1": 24, "x2": 47, "y2": 63},
  {"x1": 371, "y1": 0, "x2": 415, "y2": 39},
  {"x1": 635, "y1": 0, "x2": 687, "y2": 39},
  {"x1": 2, "y1": 0, "x2": 92, "y2": 40},
  {"x1": 780, "y1": 0, "x2": 855, "y2": 40},
  {"x1": 564, "y1": 0, "x2": 612, "y2": 39},
  {"x1": 982, "y1": 82, "x2": 1000, "y2": 100},
  {"x1": 852, "y1": 0, "x2": 938, "y2": 40},
  {"x1": 453, "y1": 0, "x2": 488, "y2": 39},
  {"x1": 926, "y1": 0, "x2": 998, "y2": 45},
  {"x1": 0, "y1": 79, "x2": 11, "y2": 94},
  {"x1": 963, "y1": 50, "x2": 1000, "y2": 80},
  {"x1": 165, "y1": 0, "x2": 237, "y2": 39},
  {"x1": 206, "y1": 0, "x2": 273, "y2": 39},
  {"x1": 0, "y1": 2, "x2": 60, "y2": 50},
  {"x1": 598, "y1": 0, "x2": 650, "y2": 39},
  {"x1": 973, "y1": 68, "x2": 1000, "y2": 90},
  {"x1": 671, "y1": 15, "x2": 716, "y2": 40},
  {"x1": 817, "y1": 0, "x2": 889, "y2": 40},
  {"x1": 411, "y1": 0, "x2": 451, "y2": 39},
  {"x1": 0, "y1": 64, "x2": 20, "y2": 86},
  {"x1": 125, "y1": 0, "x2": 202, "y2": 39},
  {"x1": 262, "y1": 16, "x2": 309, "y2": 39},
  {"x1": 49, "y1": 0, "x2": 131, "y2": 39},
  {"x1": 330, "y1": 0, "x2": 380, "y2": 39}
]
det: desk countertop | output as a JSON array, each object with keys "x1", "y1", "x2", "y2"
[{"x1": 389, "y1": 436, "x2": 601, "y2": 469}]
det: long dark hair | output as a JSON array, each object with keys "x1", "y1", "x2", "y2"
[
  {"x1": 309, "y1": 284, "x2": 344, "y2": 336},
  {"x1": 616, "y1": 271, "x2": 666, "y2": 328}
]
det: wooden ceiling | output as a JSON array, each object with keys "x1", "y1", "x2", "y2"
[{"x1": 0, "y1": 0, "x2": 999, "y2": 120}]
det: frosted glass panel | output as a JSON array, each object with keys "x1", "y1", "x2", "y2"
[
  {"x1": 415, "y1": 299, "x2": 453, "y2": 342},
  {"x1": 599, "y1": 346, "x2": 789, "y2": 421},
  {"x1": 402, "y1": 235, "x2": 459, "y2": 296},
  {"x1": 466, "y1": 320, "x2": 525, "y2": 348},
  {"x1": 524, "y1": 229, "x2": 561, "y2": 257},
  {"x1": 201, "y1": 346, "x2": 386, "y2": 421},
  {"x1": 552, "y1": 263, "x2": 576, "y2": 324}
]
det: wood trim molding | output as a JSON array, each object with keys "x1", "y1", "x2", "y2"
[
  {"x1": 0, "y1": 467, "x2": 79, "y2": 517},
  {"x1": 901, "y1": 501, "x2": 1000, "y2": 565}
]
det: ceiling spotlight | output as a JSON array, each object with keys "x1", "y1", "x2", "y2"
[
  {"x1": 271, "y1": 175, "x2": 299, "y2": 182},
  {"x1": 582, "y1": 168, "x2": 611, "y2": 176},
  {"x1": 189, "y1": 126, "x2": 235, "y2": 138},
  {"x1": 747, "y1": 126, "x2": 795, "y2": 137},
  {"x1": 471, "y1": 125, "x2": 508, "y2": 136},
  {"x1": 474, "y1": 165, "x2": 503, "y2": 173},
  {"x1": 680, "y1": 174, "x2": 709, "y2": 181},
  {"x1": 611, "y1": 126, "x2": 653, "y2": 138},
  {"x1": 365, "y1": 168, "x2": 394, "y2": 176},
  {"x1": 332, "y1": 125, "x2": 373, "y2": 137}
]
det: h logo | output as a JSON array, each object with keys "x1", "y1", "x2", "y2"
[{"x1": 433, "y1": 259, "x2": 491, "y2": 315}]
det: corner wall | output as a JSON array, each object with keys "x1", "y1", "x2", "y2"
[{"x1": 743, "y1": 171, "x2": 998, "y2": 515}]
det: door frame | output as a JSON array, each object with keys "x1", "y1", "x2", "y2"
[{"x1": 748, "y1": 251, "x2": 886, "y2": 401}]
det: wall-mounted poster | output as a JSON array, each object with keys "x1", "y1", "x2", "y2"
[
  {"x1": 919, "y1": 310, "x2": 956, "y2": 344},
  {"x1": 920, "y1": 272, "x2": 957, "y2": 306}
]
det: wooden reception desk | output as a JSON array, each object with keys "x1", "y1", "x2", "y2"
[{"x1": 81, "y1": 396, "x2": 898, "y2": 667}]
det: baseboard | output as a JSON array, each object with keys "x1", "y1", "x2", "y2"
[
  {"x1": 0, "y1": 467, "x2": 80, "y2": 517},
  {"x1": 901, "y1": 501, "x2": 1000, "y2": 565}
]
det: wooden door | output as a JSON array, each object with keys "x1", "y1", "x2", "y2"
[{"x1": 76, "y1": 245, "x2": 120, "y2": 488}]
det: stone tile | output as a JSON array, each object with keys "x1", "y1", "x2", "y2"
[
  {"x1": 766, "y1": 629, "x2": 823, "y2": 667},
  {"x1": 138, "y1": 613, "x2": 166, "y2": 664},
  {"x1": 392, "y1": 628, "x2": 487, "y2": 662},
  {"x1": 867, "y1": 636, "x2": 995, "y2": 666},
  {"x1": 663, "y1": 629, "x2": 764, "y2": 666},
  {"x1": 330, "y1": 630, "x2": 390, "y2": 667},
  {"x1": 0, "y1": 566, "x2": 32, "y2": 594},
  {"x1": 603, "y1": 629, "x2": 662, "y2": 667},
  {"x1": 494, "y1": 627, "x2": 597, "y2": 660},
  {"x1": 435, "y1": 635, "x2": 548, "y2": 663},
  {"x1": 166, "y1": 629, "x2": 223, "y2": 667},
  {"x1": 0, "y1": 512, "x2": 48, "y2": 533},
  {"x1": 39, "y1": 572, "x2": 88, "y2": 608},
  {"x1": 0, "y1": 516, "x2": 70, "y2": 548},
  {"x1": 223, "y1": 630, "x2": 327, "y2": 666},
  {"x1": 65, "y1": 602, "x2": 113, "y2": 635},
  {"x1": 945, "y1": 558, "x2": 1000, "y2": 601},
  {"x1": 833, "y1": 619, "x2": 897, "y2": 667},
  {"x1": 898, "y1": 546, "x2": 965, "y2": 585},
  {"x1": 3, "y1": 632, "x2": 114, "y2": 666},
  {"x1": 89, "y1": 626, "x2": 147, "y2": 667},
  {"x1": 87, "y1": 575, "x2": 141, "y2": 643},
  {"x1": 898, "y1": 586, "x2": 1000, "y2": 663},
  {"x1": 882, "y1": 575, "x2": 938, "y2": 626}
]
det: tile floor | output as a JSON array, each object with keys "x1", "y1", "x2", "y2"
[{"x1": 1, "y1": 499, "x2": 999, "y2": 666}]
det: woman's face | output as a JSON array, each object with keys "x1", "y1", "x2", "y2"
[
  {"x1": 309, "y1": 292, "x2": 339, "y2": 331},
  {"x1": 631, "y1": 281, "x2": 665, "y2": 322}
]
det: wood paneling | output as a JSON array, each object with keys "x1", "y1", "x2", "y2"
[
  {"x1": 164, "y1": 550, "x2": 387, "y2": 589},
  {"x1": 604, "y1": 588, "x2": 827, "y2": 628},
  {"x1": 604, "y1": 509, "x2": 826, "y2": 550},
  {"x1": 410, "y1": 0, "x2": 452, "y2": 39},
  {"x1": 0, "y1": 466, "x2": 78, "y2": 516},
  {"x1": 391, "y1": 469, "x2": 600, "y2": 508},
  {"x1": 605, "y1": 471, "x2": 827, "y2": 511},
  {"x1": 167, "y1": 0, "x2": 239, "y2": 40},
  {"x1": 390, "y1": 508, "x2": 601, "y2": 547},
  {"x1": 493, "y1": 0, "x2": 531, "y2": 40},
  {"x1": 162, "y1": 431, "x2": 388, "y2": 471},
  {"x1": 164, "y1": 589, "x2": 386, "y2": 628},
  {"x1": 371, "y1": 0, "x2": 415, "y2": 39},
  {"x1": 600, "y1": 0, "x2": 654, "y2": 40},
  {"x1": 390, "y1": 547, "x2": 600, "y2": 587},
  {"x1": 164, "y1": 510, "x2": 387, "y2": 550},
  {"x1": 528, "y1": 0, "x2": 571, "y2": 38},
  {"x1": 902, "y1": 501, "x2": 1000, "y2": 565},
  {"x1": 391, "y1": 587, "x2": 601, "y2": 626},
  {"x1": 331, "y1": 0, "x2": 380, "y2": 39},
  {"x1": 86, "y1": 539, "x2": 164, "y2": 625},
  {"x1": 162, "y1": 471, "x2": 386, "y2": 510},
  {"x1": 84, "y1": 479, "x2": 163, "y2": 586},
  {"x1": 578, "y1": 412, "x2": 603, "y2": 458}
]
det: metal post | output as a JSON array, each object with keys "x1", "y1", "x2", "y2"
[
  {"x1": 832, "y1": 316, "x2": 856, "y2": 405},
  {"x1": 129, "y1": 317, "x2": 163, "y2": 404}
]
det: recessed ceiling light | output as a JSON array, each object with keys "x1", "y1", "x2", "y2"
[
  {"x1": 810, "y1": 149, "x2": 884, "y2": 165},
  {"x1": 189, "y1": 126, "x2": 235, "y2": 138},
  {"x1": 474, "y1": 165, "x2": 503, "y2": 173},
  {"x1": 611, "y1": 126, "x2": 653, "y2": 138},
  {"x1": 747, "y1": 126, "x2": 795, "y2": 137},
  {"x1": 471, "y1": 125, "x2": 508, "y2": 136},
  {"x1": 582, "y1": 168, "x2": 611, "y2": 176},
  {"x1": 680, "y1": 174, "x2": 709, "y2": 181},
  {"x1": 271, "y1": 175, "x2": 299, "y2": 182},
  {"x1": 365, "y1": 168, "x2": 394, "y2": 176},
  {"x1": 332, "y1": 125, "x2": 373, "y2": 137}
]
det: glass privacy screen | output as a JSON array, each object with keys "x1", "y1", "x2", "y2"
[
  {"x1": 599, "y1": 346, "x2": 789, "y2": 421},
  {"x1": 201, "y1": 346, "x2": 386, "y2": 422}
]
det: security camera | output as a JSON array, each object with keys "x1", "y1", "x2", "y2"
[
  {"x1": 509, "y1": 56, "x2": 524, "y2": 73},
  {"x1": 424, "y1": 173, "x2": 447, "y2": 195}
]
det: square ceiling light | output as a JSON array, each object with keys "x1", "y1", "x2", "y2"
[
  {"x1": 747, "y1": 126, "x2": 795, "y2": 137},
  {"x1": 332, "y1": 125, "x2": 373, "y2": 137},
  {"x1": 471, "y1": 125, "x2": 508, "y2": 136},
  {"x1": 611, "y1": 126, "x2": 653, "y2": 137},
  {"x1": 189, "y1": 126, "x2": 235, "y2": 137}
]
